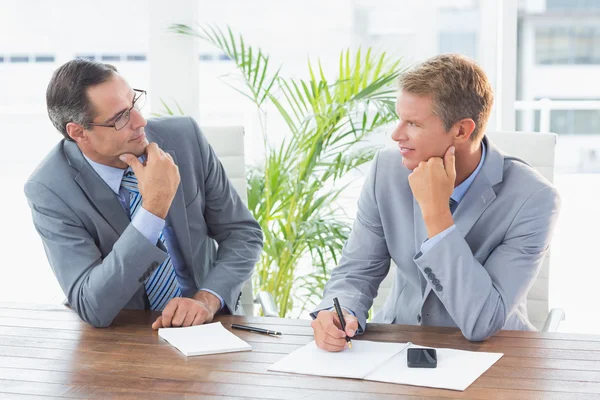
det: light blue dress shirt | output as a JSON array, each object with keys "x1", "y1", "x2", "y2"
[
  {"x1": 420, "y1": 142, "x2": 486, "y2": 253},
  {"x1": 83, "y1": 155, "x2": 224, "y2": 309}
]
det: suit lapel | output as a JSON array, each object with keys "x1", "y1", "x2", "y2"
[
  {"x1": 145, "y1": 123, "x2": 194, "y2": 270},
  {"x1": 164, "y1": 150, "x2": 194, "y2": 270},
  {"x1": 65, "y1": 141, "x2": 130, "y2": 235},
  {"x1": 453, "y1": 136, "x2": 503, "y2": 238},
  {"x1": 452, "y1": 177, "x2": 496, "y2": 237}
]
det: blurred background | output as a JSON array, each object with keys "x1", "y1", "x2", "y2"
[{"x1": 1, "y1": 0, "x2": 599, "y2": 333}]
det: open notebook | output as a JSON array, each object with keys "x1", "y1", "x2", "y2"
[
  {"x1": 158, "y1": 322, "x2": 252, "y2": 356},
  {"x1": 268, "y1": 340, "x2": 502, "y2": 391}
]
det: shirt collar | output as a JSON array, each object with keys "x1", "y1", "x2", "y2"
[
  {"x1": 451, "y1": 141, "x2": 486, "y2": 204},
  {"x1": 83, "y1": 155, "x2": 127, "y2": 195}
]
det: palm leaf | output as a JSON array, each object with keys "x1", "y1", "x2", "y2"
[{"x1": 173, "y1": 24, "x2": 404, "y2": 317}]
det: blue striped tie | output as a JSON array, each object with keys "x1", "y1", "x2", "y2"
[
  {"x1": 449, "y1": 198, "x2": 458, "y2": 214},
  {"x1": 121, "y1": 169, "x2": 182, "y2": 311}
]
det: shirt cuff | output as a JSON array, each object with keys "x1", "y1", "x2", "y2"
[
  {"x1": 326, "y1": 306, "x2": 355, "y2": 316},
  {"x1": 131, "y1": 206, "x2": 166, "y2": 245},
  {"x1": 326, "y1": 306, "x2": 363, "y2": 334},
  {"x1": 199, "y1": 288, "x2": 225, "y2": 311},
  {"x1": 420, "y1": 225, "x2": 457, "y2": 254}
]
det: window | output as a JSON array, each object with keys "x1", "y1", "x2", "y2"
[
  {"x1": 76, "y1": 54, "x2": 96, "y2": 60},
  {"x1": 546, "y1": 0, "x2": 600, "y2": 10},
  {"x1": 101, "y1": 54, "x2": 121, "y2": 62},
  {"x1": 126, "y1": 54, "x2": 146, "y2": 61},
  {"x1": 547, "y1": 109, "x2": 600, "y2": 135},
  {"x1": 530, "y1": 99, "x2": 600, "y2": 135},
  {"x1": 10, "y1": 55, "x2": 29, "y2": 63},
  {"x1": 34, "y1": 55, "x2": 55, "y2": 63},
  {"x1": 536, "y1": 25, "x2": 600, "y2": 64}
]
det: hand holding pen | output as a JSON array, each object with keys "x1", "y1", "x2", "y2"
[
  {"x1": 333, "y1": 297, "x2": 353, "y2": 349},
  {"x1": 311, "y1": 297, "x2": 359, "y2": 352}
]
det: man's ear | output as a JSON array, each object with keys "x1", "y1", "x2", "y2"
[
  {"x1": 66, "y1": 122, "x2": 86, "y2": 143},
  {"x1": 452, "y1": 118, "x2": 476, "y2": 144}
]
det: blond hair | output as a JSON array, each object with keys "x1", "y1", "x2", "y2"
[{"x1": 398, "y1": 54, "x2": 493, "y2": 142}]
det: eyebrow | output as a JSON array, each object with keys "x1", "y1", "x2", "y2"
[{"x1": 104, "y1": 91, "x2": 135, "y2": 123}]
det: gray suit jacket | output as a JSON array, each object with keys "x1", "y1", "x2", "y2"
[
  {"x1": 314, "y1": 136, "x2": 560, "y2": 341},
  {"x1": 25, "y1": 116, "x2": 263, "y2": 327}
]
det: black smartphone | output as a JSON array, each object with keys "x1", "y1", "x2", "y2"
[{"x1": 407, "y1": 348, "x2": 437, "y2": 368}]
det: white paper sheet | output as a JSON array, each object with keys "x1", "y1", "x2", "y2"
[
  {"x1": 158, "y1": 322, "x2": 252, "y2": 356},
  {"x1": 268, "y1": 341, "x2": 503, "y2": 391},
  {"x1": 268, "y1": 340, "x2": 411, "y2": 379},
  {"x1": 365, "y1": 344, "x2": 503, "y2": 391}
]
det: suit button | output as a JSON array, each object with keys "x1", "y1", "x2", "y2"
[
  {"x1": 432, "y1": 278, "x2": 440, "y2": 285},
  {"x1": 424, "y1": 267, "x2": 432, "y2": 274},
  {"x1": 427, "y1": 273, "x2": 435, "y2": 280},
  {"x1": 417, "y1": 314, "x2": 422, "y2": 323},
  {"x1": 150, "y1": 261, "x2": 159, "y2": 269},
  {"x1": 435, "y1": 284, "x2": 443, "y2": 291}
]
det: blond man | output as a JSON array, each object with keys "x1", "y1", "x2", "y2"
[{"x1": 311, "y1": 54, "x2": 561, "y2": 346}]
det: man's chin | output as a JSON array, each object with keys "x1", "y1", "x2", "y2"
[
  {"x1": 401, "y1": 157, "x2": 418, "y2": 171},
  {"x1": 131, "y1": 139, "x2": 149, "y2": 157}
]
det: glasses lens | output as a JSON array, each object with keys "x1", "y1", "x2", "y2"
[
  {"x1": 134, "y1": 91, "x2": 146, "y2": 112},
  {"x1": 114, "y1": 110, "x2": 129, "y2": 131}
]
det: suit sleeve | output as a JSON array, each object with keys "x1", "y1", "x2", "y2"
[
  {"x1": 24, "y1": 181, "x2": 168, "y2": 328},
  {"x1": 311, "y1": 151, "x2": 391, "y2": 331},
  {"x1": 188, "y1": 117, "x2": 263, "y2": 313},
  {"x1": 414, "y1": 185, "x2": 561, "y2": 341}
]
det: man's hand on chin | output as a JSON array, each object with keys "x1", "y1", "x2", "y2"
[
  {"x1": 151, "y1": 291, "x2": 221, "y2": 330},
  {"x1": 408, "y1": 146, "x2": 456, "y2": 238}
]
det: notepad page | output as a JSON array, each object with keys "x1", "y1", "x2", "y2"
[
  {"x1": 158, "y1": 322, "x2": 252, "y2": 356},
  {"x1": 268, "y1": 340, "x2": 410, "y2": 379},
  {"x1": 364, "y1": 344, "x2": 503, "y2": 391}
]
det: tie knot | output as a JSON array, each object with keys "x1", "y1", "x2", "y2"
[{"x1": 121, "y1": 168, "x2": 139, "y2": 193}]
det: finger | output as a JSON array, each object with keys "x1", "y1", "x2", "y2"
[
  {"x1": 444, "y1": 146, "x2": 456, "y2": 182},
  {"x1": 315, "y1": 337, "x2": 347, "y2": 352},
  {"x1": 192, "y1": 313, "x2": 206, "y2": 326},
  {"x1": 145, "y1": 142, "x2": 160, "y2": 160},
  {"x1": 181, "y1": 308, "x2": 197, "y2": 327},
  {"x1": 312, "y1": 320, "x2": 347, "y2": 351},
  {"x1": 152, "y1": 316, "x2": 163, "y2": 330},
  {"x1": 317, "y1": 312, "x2": 345, "y2": 339},
  {"x1": 160, "y1": 299, "x2": 179, "y2": 328},
  {"x1": 320, "y1": 332, "x2": 349, "y2": 348},
  {"x1": 344, "y1": 316, "x2": 359, "y2": 337},
  {"x1": 119, "y1": 153, "x2": 143, "y2": 173},
  {"x1": 317, "y1": 309, "x2": 342, "y2": 328},
  {"x1": 171, "y1": 308, "x2": 187, "y2": 327}
]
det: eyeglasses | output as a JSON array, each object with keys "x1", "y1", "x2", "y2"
[{"x1": 87, "y1": 89, "x2": 147, "y2": 131}]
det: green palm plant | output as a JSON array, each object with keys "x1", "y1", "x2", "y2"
[{"x1": 171, "y1": 24, "x2": 403, "y2": 317}]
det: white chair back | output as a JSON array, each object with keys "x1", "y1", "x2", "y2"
[
  {"x1": 372, "y1": 132, "x2": 557, "y2": 331},
  {"x1": 202, "y1": 126, "x2": 254, "y2": 315}
]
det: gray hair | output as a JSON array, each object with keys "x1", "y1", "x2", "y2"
[{"x1": 46, "y1": 59, "x2": 118, "y2": 141}]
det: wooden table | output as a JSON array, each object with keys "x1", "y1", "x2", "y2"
[{"x1": 1, "y1": 303, "x2": 600, "y2": 399}]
